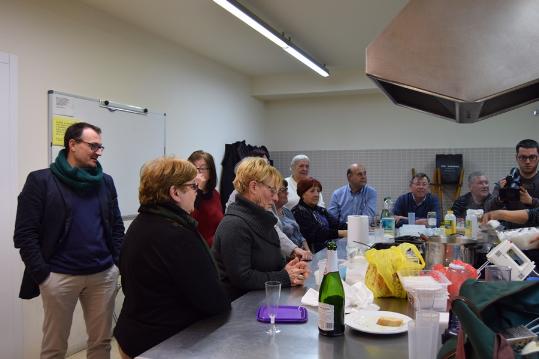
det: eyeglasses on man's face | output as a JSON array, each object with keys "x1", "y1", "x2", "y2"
[
  {"x1": 78, "y1": 139, "x2": 105, "y2": 152},
  {"x1": 182, "y1": 182, "x2": 198, "y2": 191},
  {"x1": 517, "y1": 155, "x2": 538, "y2": 162}
]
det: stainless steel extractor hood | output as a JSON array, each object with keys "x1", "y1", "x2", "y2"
[{"x1": 366, "y1": 0, "x2": 539, "y2": 123}]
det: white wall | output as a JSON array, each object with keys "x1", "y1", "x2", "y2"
[
  {"x1": 0, "y1": 0, "x2": 265, "y2": 357},
  {"x1": 0, "y1": 51, "x2": 23, "y2": 359},
  {"x1": 264, "y1": 92, "x2": 539, "y2": 151}
]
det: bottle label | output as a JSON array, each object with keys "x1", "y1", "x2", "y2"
[
  {"x1": 380, "y1": 217, "x2": 395, "y2": 236},
  {"x1": 318, "y1": 302, "x2": 334, "y2": 331}
]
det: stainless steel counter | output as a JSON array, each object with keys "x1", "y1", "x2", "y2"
[{"x1": 139, "y1": 240, "x2": 411, "y2": 359}]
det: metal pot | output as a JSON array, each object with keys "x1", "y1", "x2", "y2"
[{"x1": 424, "y1": 235, "x2": 481, "y2": 269}]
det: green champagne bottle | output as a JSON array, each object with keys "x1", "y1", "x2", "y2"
[{"x1": 318, "y1": 241, "x2": 345, "y2": 336}]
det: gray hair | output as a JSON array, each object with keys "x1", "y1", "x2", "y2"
[
  {"x1": 290, "y1": 154, "x2": 310, "y2": 168},
  {"x1": 468, "y1": 171, "x2": 486, "y2": 185}
]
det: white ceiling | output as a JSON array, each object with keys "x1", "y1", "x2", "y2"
[{"x1": 79, "y1": 0, "x2": 407, "y2": 78}]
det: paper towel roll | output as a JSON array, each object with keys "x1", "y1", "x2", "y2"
[{"x1": 348, "y1": 215, "x2": 369, "y2": 246}]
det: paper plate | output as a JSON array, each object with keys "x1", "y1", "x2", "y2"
[{"x1": 345, "y1": 310, "x2": 412, "y2": 334}]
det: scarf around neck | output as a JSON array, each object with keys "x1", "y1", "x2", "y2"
[
  {"x1": 139, "y1": 202, "x2": 219, "y2": 271},
  {"x1": 50, "y1": 149, "x2": 103, "y2": 190}
]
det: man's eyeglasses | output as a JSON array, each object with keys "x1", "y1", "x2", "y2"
[
  {"x1": 517, "y1": 155, "x2": 538, "y2": 162},
  {"x1": 182, "y1": 182, "x2": 198, "y2": 191},
  {"x1": 78, "y1": 140, "x2": 105, "y2": 152},
  {"x1": 258, "y1": 182, "x2": 277, "y2": 195}
]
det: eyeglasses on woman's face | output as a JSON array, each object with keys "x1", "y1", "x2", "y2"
[
  {"x1": 257, "y1": 182, "x2": 277, "y2": 195},
  {"x1": 181, "y1": 182, "x2": 198, "y2": 191}
]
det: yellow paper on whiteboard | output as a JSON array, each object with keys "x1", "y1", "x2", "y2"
[{"x1": 52, "y1": 116, "x2": 79, "y2": 146}]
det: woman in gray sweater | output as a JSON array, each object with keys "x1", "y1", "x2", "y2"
[{"x1": 212, "y1": 157, "x2": 310, "y2": 300}]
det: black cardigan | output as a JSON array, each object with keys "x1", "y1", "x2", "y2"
[
  {"x1": 113, "y1": 204, "x2": 230, "y2": 357},
  {"x1": 292, "y1": 200, "x2": 340, "y2": 253},
  {"x1": 212, "y1": 195, "x2": 291, "y2": 300}
]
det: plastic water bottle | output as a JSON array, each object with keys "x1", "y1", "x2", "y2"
[
  {"x1": 380, "y1": 197, "x2": 395, "y2": 237},
  {"x1": 465, "y1": 210, "x2": 478, "y2": 239},
  {"x1": 444, "y1": 210, "x2": 456, "y2": 236}
]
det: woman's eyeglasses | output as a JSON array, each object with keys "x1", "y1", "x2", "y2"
[
  {"x1": 182, "y1": 182, "x2": 198, "y2": 191},
  {"x1": 257, "y1": 182, "x2": 277, "y2": 195}
]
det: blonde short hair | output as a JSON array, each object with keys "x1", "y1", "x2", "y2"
[
  {"x1": 233, "y1": 157, "x2": 283, "y2": 194},
  {"x1": 139, "y1": 156, "x2": 197, "y2": 205}
]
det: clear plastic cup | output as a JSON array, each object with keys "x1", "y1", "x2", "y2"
[{"x1": 427, "y1": 212, "x2": 437, "y2": 228}]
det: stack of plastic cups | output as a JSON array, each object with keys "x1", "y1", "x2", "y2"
[
  {"x1": 408, "y1": 311, "x2": 441, "y2": 359},
  {"x1": 408, "y1": 289, "x2": 441, "y2": 359}
]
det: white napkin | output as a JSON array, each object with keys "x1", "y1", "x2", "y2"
[{"x1": 300, "y1": 282, "x2": 379, "y2": 313}]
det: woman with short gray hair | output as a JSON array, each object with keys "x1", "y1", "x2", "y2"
[{"x1": 284, "y1": 154, "x2": 325, "y2": 209}]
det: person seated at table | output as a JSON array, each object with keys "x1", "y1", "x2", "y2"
[
  {"x1": 227, "y1": 156, "x2": 311, "y2": 261},
  {"x1": 114, "y1": 157, "x2": 230, "y2": 359},
  {"x1": 451, "y1": 171, "x2": 492, "y2": 219},
  {"x1": 212, "y1": 157, "x2": 310, "y2": 300},
  {"x1": 328, "y1": 163, "x2": 377, "y2": 229},
  {"x1": 292, "y1": 177, "x2": 347, "y2": 253},
  {"x1": 187, "y1": 150, "x2": 223, "y2": 247},
  {"x1": 285, "y1": 154, "x2": 325, "y2": 209},
  {"x1": 393, "y1": 173, "x2": 441, "y2": 227},
  {"x1": 274, "y1": 179, "x2": 312, "y2": 254}
]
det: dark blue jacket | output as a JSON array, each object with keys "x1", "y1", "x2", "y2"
[
  {"x1": 292, "y1": 200, "x2": 340, "y2": 253},
  {"x1": 13, "y1": 169, "x2": 124, "y2": 299}
]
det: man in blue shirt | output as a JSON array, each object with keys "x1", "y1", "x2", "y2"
[
  {"x1": 328, "y1": 163, "x2": 377, "y2": 229},
  {"x1": 393, "y1": 173, "x2": 441, "y2": 227}
]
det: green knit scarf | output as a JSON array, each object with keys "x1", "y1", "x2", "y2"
[{"x1": 50, "y1": 149, "x2": 103, "y2": 190}]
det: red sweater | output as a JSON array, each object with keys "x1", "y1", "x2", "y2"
[{"x1": 191, "y1": 189, "x2": 224, "y2": 247}]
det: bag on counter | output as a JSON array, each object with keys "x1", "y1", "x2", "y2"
[{"x1": 364, "y1": 243, "x2": 425, "y2": 298}]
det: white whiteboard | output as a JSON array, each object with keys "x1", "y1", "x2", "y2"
[{"x1": 48, "y1": 90, "x2": 166, "y2": 218}]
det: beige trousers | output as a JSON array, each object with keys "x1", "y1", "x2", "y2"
[{"x1": 39, "y1": 265, "x2": 119, "y2": 359}]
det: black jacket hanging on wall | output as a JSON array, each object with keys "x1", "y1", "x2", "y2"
[{"x1": 219, "y1": 140, "x2": 271, "y2": 210}]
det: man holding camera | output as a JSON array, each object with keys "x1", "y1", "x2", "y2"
[{"x1": 484, "y1": 139, "x2": 539, "y2": 227}]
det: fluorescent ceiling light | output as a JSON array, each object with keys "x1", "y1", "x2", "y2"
[{"x1": 212, "y1": 0, "x2": 329, "y2": 77}]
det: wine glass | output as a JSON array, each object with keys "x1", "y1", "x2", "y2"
[{"x1": 265, "y1": 281, "x2": 281, "y2": 335}]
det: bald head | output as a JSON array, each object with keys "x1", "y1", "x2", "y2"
[{"x1": 347, "y1": 163, "x2": 367, "y2": 192}]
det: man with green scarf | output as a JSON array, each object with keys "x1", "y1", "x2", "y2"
[{"x1": 14, "y1": 122, "x2": 124, "y2": 359}]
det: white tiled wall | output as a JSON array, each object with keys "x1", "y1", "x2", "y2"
[{"x1": 271, "y1": 147, "x2": 516, "y2": 213}]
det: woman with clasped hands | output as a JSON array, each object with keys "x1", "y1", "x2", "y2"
[
  {"x1": 293, "y1": 177, "x2": 347, "y2": 253},
  {"x1": 212, "y1": 157, "x2": 310, "y2": 300},
  {"x1": 114, "y1": 157, "x2": 230, "y2": 358}
]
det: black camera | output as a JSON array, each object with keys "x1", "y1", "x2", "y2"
[{"x1": 499, "y1": 167, "x2": 521, "y2": 202}]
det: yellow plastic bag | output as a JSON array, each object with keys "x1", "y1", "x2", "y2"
[{"x1": 364, "y1": 243, "x2": 425, "y2": 298}]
